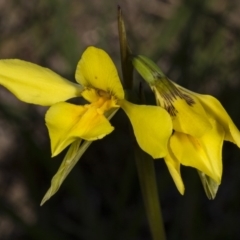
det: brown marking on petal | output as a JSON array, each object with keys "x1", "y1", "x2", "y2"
[{"x1": 154, "y1": 78, "x2": 195, "y2": 117}]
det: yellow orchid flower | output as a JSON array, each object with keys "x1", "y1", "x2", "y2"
[
  {"x1": 0, "y1": 47, "x2": 172, "y2": 204},
  {"x1": 133, "y1": 55, "x2": 240, "y2": 198}
]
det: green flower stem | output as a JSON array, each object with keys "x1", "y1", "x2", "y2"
[
  {"x1": 118, "y1": 7, "x2": 167, "y2": 239},
  {"x1": 134, "y1": 146, "x2": 166, "y2": 240}
]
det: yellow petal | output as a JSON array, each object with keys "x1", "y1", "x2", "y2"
[
  {"x1": 164, "y1": 149, "x2": 185, "y2": 194},
  {"x1": 75, "y1": 46, "x2": 124, "y2": 100},
  {"x1": 0, "y1": 59, "x2": 82, "y2": 106},
  {"x1": 169, "y1": 119, "x2": 224, "y2": 183},
  {"x1": 171, "y1": 96, "x2": 212, "y2": 138},
  {"x1": 120, "y1": 99, "x2": 172, "y2": 159},
  {"x1": 195, "y1": 94, "x2": 240, "y2": 147},
  {"x1": 81, "y1": 88, "x2": 100, "y2": 103},
  {"x1": 45, "y1": 102, "x2": 114, "y2": 156}
]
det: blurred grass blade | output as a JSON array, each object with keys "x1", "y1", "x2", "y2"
[
  {"x1": 117, "y1": 6, "x2": 133, "y2": 89},
  {"x1": 135, "y1": 147, "x2": 166, "y2": 240},
  {"x1": 40, "y1": 140, "x2": 92, "y2": 205}
]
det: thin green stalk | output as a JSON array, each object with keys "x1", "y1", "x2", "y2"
[
  {"x1": 134, "y1": 147, "x2": 166, "y2": 240},
  {"x1": 117, "y1": 6, "x2": 166, "y2": 240}
]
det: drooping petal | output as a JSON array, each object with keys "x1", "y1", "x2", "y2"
[
  {"x1": 75, "y1": 46, "x2": 124, "y2": 100},
  {"x1": 164, "y1": 148, "x2": 185, "y2": 194},
  {"x1": 169, "y1": 119, "x2": 224, "y2": 183},
  {"x1": 195, "y1": 94, "x2": 240, "y2": 147},
  {"x1": 120, "y1": 99, "x2": 172, "y2": 159},
  {"x1": 45, "y1": 102, "x2": 114, "y2": 156},
  {"x1": 0, "y1": 59, "x2": 82, "y2": 106}
]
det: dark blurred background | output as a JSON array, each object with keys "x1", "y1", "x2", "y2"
[{"x1": 1, "y1": 0, "x2": 240, "y2": 239}]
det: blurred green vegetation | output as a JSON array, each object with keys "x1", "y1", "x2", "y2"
[{"x1": 1, "y1": 0, "x2": 240, "y2": 239}]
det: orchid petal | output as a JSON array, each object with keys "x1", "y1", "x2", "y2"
[
  {"x1": 46, "y1": 102, "x2": 114, "y2": 156},
  {"x1": 120, "y1": 100, "x2": 172, "y2": 159},
  {"x1": 0, "y1": 59, "x2": 82, "y2": 106},
  {"x1": 169, "y1": 119, "x2": 224, "y2": 183},
  {"x1": 196, "y1": 94, "x2": 240, "y2": 147},
  {"x1": 171, "y1": 96, "x2": 212, "y2": 138},
  {"x1": 164, "y1": 149, "x2": 185, "y2": 194},
  {"x1": 75, "y1": 46, "x2": 124, "y2": 100}
]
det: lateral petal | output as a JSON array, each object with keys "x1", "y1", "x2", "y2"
[
  {"x1": 45, "y1": 102, "x2": 114, "y2": 156},
  {"x1": 0, "y1": 59, "x2": 82, "y2": 106},
  {"x1": 120, "y1": 99, "x2": 172, "y2": 159},
  {"x1": 75, "y1": 46, "x2": 124, "y2": 100}
]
